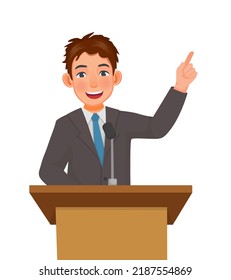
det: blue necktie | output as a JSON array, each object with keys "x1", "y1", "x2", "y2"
[{"x1": 92, "y1": 113, "x2": 104, "y2": 166}]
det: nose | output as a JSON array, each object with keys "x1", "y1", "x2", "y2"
[{"x1": 89, "y1": 75, "x2": 98, "y2": 88}]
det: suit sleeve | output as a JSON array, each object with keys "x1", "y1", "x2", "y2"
[
  {"x1": 39, "y1": 117, "x2": 77, "y2": 185},
  {"x1": 121, "y1": 87, "x2": 187, "y2": 139}
]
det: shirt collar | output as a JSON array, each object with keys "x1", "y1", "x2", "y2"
[{"x1": 82, "y1": 107, "x2": 106, "y2": 125}]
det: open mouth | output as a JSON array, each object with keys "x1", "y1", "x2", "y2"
[{"x1": 86, "y1": 91, "x2": 103, "y2": 99}]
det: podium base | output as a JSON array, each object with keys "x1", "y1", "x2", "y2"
[{"x1": 56, "y1": 207, "x2": 167, "y2": 260}]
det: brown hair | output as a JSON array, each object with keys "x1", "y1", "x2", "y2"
[{"x1": 63, "y1": 32, "x2": 119, "y2": 79}]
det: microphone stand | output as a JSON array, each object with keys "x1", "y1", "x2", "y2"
[
  {"x1": 103, "y1": 122, "x2": 117, "y2": 186},
  {"x1": 108, "y1": 138, "x2": 117, "y2": 185}
]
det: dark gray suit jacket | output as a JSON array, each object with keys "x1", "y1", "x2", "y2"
[{"x1": 39, "y1": 87, "x2": 187, "y2": 185}]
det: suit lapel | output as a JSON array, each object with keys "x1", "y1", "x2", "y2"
[
  {"x1": 104, "y1": 107, "x2": 120, "y2": 160},
  {"x1": 68, "y1": 107, "x2": 120, "y2": 165},
  {"x1": 68, "y1": 109, "x2": 98, "y2": 158}
]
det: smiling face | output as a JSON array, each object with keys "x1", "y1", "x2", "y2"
[{"x1": 62, "y1": 52, "x2": 122, "y2": 112}]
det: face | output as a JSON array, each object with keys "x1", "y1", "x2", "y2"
[{"x1": 63, "y1": 52, "x2": 122, "y2": 112}]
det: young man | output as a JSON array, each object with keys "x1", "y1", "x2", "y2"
[{"x1": 39, "y1": 32, "x2": 197, "y2": 185}]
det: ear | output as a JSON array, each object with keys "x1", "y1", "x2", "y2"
[
  {"x1": 113, "y1": 70, "x2": 122, "y2": 86},
  {"x1": 62, "y1": 73, "x2": 73, "y2": 88}
]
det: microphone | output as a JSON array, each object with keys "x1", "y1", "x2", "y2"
[
  {"x1": 103, "y1": 122, "x2": 116, "y2": 139},
  {"x1": 103, "y1": 122, "x2": 117, "y2": 185}
]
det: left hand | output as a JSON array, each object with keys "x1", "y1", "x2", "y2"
[{"x1": 174, "y1": 51, "x2": 197, "y2": 93}]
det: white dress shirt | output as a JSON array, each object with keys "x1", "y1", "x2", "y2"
[{"x1": 82, "y1": 107, "x2": 106, "y2": 146}]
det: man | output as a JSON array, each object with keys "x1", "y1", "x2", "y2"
[{"x1": 39, "y1": 32, "x2": 197, "y2": 185}]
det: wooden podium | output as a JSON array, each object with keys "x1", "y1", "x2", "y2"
[{"x1": 30, "y1": 185, "x2": 192, "y2": 260}]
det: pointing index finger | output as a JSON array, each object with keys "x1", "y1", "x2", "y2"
[{"x1": 185, "y1": 51, "x2": 194, "y2": 65}]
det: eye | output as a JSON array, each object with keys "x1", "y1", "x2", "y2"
[
  {"x1": 76, "y1": 72, "x2": 86, "y2": 78},
  {"x1": 99, "y1": 71, "x2": 109, "y2": 77}
]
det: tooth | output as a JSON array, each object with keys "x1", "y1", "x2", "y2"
[{"x1": 86, "y1": 91, "x2": 102, "y2": 95}]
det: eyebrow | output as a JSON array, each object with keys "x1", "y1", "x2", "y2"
[
  {"x1": 75, "y1": 64, "x2": 87, "y2": 70},
  {"x1": 98, "y1": 63, "x2": 109, "y2": 67}
]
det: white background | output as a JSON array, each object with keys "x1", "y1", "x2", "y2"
[{"x1": 1, "y1": 0, "x2": 230, "y2": 278}]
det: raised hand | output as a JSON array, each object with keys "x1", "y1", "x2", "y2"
[{"x1": 174, "y1": 52, "x2": 197, "y2": 93}]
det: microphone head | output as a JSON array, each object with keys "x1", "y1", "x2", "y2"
[{"x1": 103, "y1": 122, "x2": 116, "y2": 139}]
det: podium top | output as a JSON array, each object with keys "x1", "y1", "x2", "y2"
[{"x1": 30, "y1": 185, "x2": 192, "y2": 225}]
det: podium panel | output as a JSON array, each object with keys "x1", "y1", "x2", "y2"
[{"x1": 56, "y1": 207, "x2": 167, "y2": 260}]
